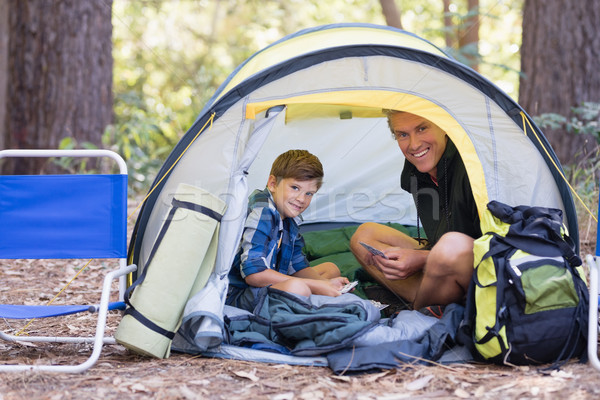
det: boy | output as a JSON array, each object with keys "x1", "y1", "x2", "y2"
[{"x1": 227, "y1": 149, "x2": 348, "y2": 312}]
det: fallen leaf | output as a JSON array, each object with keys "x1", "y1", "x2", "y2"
[
  {"x1": 299, "y1": 390, "x2": 324, "y2": 400},
  {"x1": 330, "y1": 375, "x2": 351, "y2": 383},
  {"x1": 474, "y1": 385, "x2": 485, "y2": 397},
  {"x1": 261, "y1": 380, "x2": 286, "y2": 389},
  {"x1": 490, "y1": 382, "x2": 517, "y2": 392},
  {"x1": 15, "y1": 341, "x2": 38, "y2": 347},
  {"x1": 234, "y1": 369, "x2": 259, "y2": 382},
  {"x1": 188, "y1": 379, "x2": 211, "y2": 386},
  {"x1": 129, "y1": 383, "x2": 149, "y2": 393},
  {"x1": 271, "y1": 392, "x2": 294, "y2": 400},
  {"x1": 317, "y1": 377, "x2": 337, "y2": 388},
  {"x1": 364, "y1": 370, "x2": 390, "y2": 383},
  {"x1": 271, "y1": 364, "x2": 293, "y2": 369},
  {"x1": 300, "y1": 383, "x2": 325, "y2": 393},
  {"x1": 551, "y1": 370, "x2": 574, "y2": 379},
  {"x1": 405, "y1": 374, "x2": 434, "y2": 391},
  {"x1": 454, "y1": 388, "x2": 470, "y2": 398},
  {"x1": 179, "y1": 385, "x2": 200, "y2": 400}
]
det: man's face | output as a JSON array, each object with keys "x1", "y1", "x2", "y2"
[
  {"x1": 389, "y1": 112, "x2": 448, "y2": 178},
  {"x1": 267, "y1": 176, "x2": 319, "y2": 219}
]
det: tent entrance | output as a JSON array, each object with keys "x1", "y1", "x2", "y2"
[{"x1": 245, "y1": 90, "x2": 488, "y2": 219}]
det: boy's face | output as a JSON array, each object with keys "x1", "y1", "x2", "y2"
[
  {"x1": 267, "y1": 176, "x2": 319, "y2": 219},
  {"x1": 389, "y1": 112, "x2": 448, "y2": 179}
]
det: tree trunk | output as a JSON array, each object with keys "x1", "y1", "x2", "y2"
[
  {"x1": 2, "y1": 0, "x2": 113, "y2": 174},
  {"x1": 458, "y1": 0, "x2": 479, "y2": 71},
  {"x1": 442, "y1": 0, "x2": 454, "y2": 48},
  {"x1": 379, "y1": 0, "x2": 402, "y2": 30},
  {"x1": 519, "y1": 0, "x2": 600, "y2": 164},
  {"x1": 0, "y1": 0, "x2": 9, "y2": 151}
]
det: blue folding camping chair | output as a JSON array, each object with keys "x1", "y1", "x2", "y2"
[
  {"x1": 0, "y1": 149, "x2": 136, "y2": 373},
  {"x1": 586, "y1": 228, "x2": 600, "y2": 372}
]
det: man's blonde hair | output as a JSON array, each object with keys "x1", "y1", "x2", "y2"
[{"x1": 382, "y1": 109, "x2": 406, "y2": 138}]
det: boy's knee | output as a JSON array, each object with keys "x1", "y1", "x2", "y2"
[{"x1": 321, "y1": 262, "x2": 340, "y2": 278}]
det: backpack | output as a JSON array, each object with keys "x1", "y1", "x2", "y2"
[{"x1": 458, "y1": 200, "x2": 589, "y2": 366}]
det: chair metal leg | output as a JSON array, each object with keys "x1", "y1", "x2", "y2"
[{"x1": 0, "y1": 264, "x2": 136, "y2": 373}]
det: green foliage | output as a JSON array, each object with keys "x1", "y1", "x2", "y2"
[
  {"x1": 534, "y1": 103, "x2": 600, "y2": 229},
  {"x1": 534, "y1": 102, "x2": 600, "y2": 141},
  {"x1": 563, "y1": 149, "x2": 599, "y2": 244},
  {"x1": 103, "y1": 90, "x2": 179, "y2": 193},
  {"x1": 53, "y1": 137, "x2": 101, "y2": 174}
]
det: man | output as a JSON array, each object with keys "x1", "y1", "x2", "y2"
[{"x1": 350, "y1": 111, "x2": 481, "y2": 312}]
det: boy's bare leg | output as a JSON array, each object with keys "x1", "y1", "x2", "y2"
[
  {"x1": 350, "y1": 222, "x2": 424, "y2": 303},
  {"x1": 271, "y1": 279, "x2": 312, "y2": 297},
  {"x1": 412, "y1": 232, "x2": 474, "y2": 309}
]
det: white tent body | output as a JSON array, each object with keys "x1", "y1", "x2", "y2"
[
  {"x1": 131, "y1": 25, "x2": 574, "y2": 279},
  {"x1": 123, "y1": 24, "x2": 577, "y2": 361}
]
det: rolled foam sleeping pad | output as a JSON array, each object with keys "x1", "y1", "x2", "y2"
[{"x1": 115, "y1": 183, "x2": 226, "y2": 358}]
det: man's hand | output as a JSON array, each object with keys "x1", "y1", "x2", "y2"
[{"x1": 372, "y1": 247, "x2": 428, "y2": 280}]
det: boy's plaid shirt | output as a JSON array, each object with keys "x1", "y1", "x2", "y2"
[{"x1": 228, "y1": 188, "x2": 309, "y2": 289}]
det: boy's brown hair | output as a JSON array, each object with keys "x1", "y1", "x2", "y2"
[{"x1": 269, "y1": 149, "x2": 324, "y2": 189}]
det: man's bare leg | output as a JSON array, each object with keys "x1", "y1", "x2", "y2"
[
  {"x1": 350, "y1": 222, "x2": 424, "y2": 303},
  {"x1": 412, "y1": 232, "x2": 474, "y2": 309}
]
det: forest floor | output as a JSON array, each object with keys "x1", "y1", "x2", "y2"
[{"x1": 1, "y1": 201, "x2": 600, "y2": 399}]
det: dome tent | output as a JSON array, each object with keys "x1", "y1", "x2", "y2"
[{"x1": 121, "y1": 23, "x2": 577, "y2": 362}]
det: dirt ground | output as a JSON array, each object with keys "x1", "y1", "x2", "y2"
[
  {"x1": 1, "y1": 258, "x2": 600, "y2": 400},
  {"x1": 2, "y1": 205, "x2": 600, "y2": 399}
]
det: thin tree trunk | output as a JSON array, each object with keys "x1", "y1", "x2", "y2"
[
  {"x1": 458, "y1": 0, "x2": 479, "y2": 71},
  {"x1": 442, "y1": 0, "x2": 454, "y2": 48},
  {"x1": 379, "y1": 0, "x2": 403, "y2": 29}
]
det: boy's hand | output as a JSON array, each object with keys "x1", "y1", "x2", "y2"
[
  {"x1": 329, "y1": 276, "x2": 350, "y2": 290},
  {"x1": 307, "y1": 279, "x2": 344, "y2": 297},
  {"x1": 339, "y1": 280, "x2": 358, "y2": 293}
]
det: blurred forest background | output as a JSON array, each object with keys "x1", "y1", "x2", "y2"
[{"x1": 0, "y1": 0, "x2": 599, "y2": 200}]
